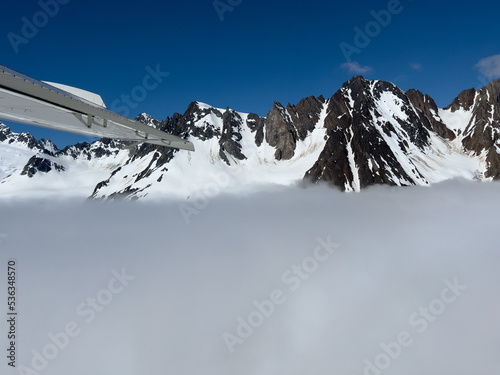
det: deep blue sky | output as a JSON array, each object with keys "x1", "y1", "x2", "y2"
[{"x1": 1, "y1": 0, "x2": 500, "y2": 147}]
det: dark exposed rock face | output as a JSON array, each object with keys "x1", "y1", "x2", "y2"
[
  {"x1": 182, "y1": 102, "x2": 222, "y2": 141},
  {"x1": 460, "y1": 81, "x2": 500, "y2": 152},
  {"x1": 21, "y1": 156, "x2": 65, "y2": 178},
  {"x1": 304, "y1": 77, "x2": 430, "y2": 189},
  {"x1": 5, "y1": 75, "x2": 500, "y2": 199},
  {"x1": 59, "y1": 138, "x2": 125, "y2": 160},
  {"x1": 0, "y1": 122, "x2": 56, "y2": 155},
  {"x1": 265, "y1": 102, "x2": 298, "y2": 160},
  {"x1": 219, "y1": 109, "x2": 246, "y2": 164},
  {"x1": 77, "y1": 77, "x2": 500, "y2": 197},
  {"x1": 453, "y1": 79, "x2": 500, "y2": 179},
  {"x1": 406, "y1": 89, "x2": 456, "y2": 140},
  {"x1": 259, "y1": 96, "x2": 326, "y2": 161},
  {"x1": 445, "y1": 88, "x2": 476, "y2": 112},
  {"x1": 0, "y1": 123, "x2": 9, "y2": 142},
  {"x1": 246, "y1": 113, "x2": 265, "y2": 147},
  {"x1": 286, "y1": 96, "x2": 325, "y2": 141},
  {"x1": 304, "y1": 77, "x2": 500, "y2": 187},
  {"x1": 485, "y1": 150, "x2": 500, "y2": 179}
]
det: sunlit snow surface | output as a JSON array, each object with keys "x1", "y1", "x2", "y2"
[
  {"x1": 0, "y1": 93, "x2": 491, "y2": 199},
  {"x1": 1, "y1": 181, "x2": 499, "y2": 375},
  {"x1": 0, "y1": 131, "x2": 130, "y2": 200}
]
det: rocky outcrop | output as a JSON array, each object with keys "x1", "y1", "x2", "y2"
[
  {"x1": 305, "y1": 77, "x2": 430, "y2": 189},
  {"x1": 4, "y1": 75, "x2": 500, "y2": 199},
  {"x1": 460, "y1": 81, "x2": 500, "y2": 153},
  {"x1": 0, "y1": 122, "x2": 56, "y2": 154},
  {"x1": 246, "y1": 113, "x2": 265, "y2": 147},
  {"x1": 21, "y1": 156, "x2": 65, "y2": 178},
  {"x1": 265, "y1": 102, "x2": 298, "y2": 160},
  {"x1": 445, "y1": 88, "x2": 476, "y2": 112},
  {"x1": 219, "y1": 109, "x2": 246, "y2": 164},
  {"x1": 406, "y1": 89, "x2": 456, "y2": 140},
  {"x1": 286, "y1": 96, "x2": 325, "y2": 141}
]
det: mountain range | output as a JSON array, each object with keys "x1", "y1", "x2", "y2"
[{"x1": 1, "y1": 75, "x2": 499, "y2": 200}]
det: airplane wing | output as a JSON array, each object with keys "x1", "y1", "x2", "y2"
[{"x1": 0, "y1": 65, "x2": 194, "y2": 151}]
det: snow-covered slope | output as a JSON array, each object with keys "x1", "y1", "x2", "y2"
[
  {"x1": 91, "y1": 101, "x2": 329, "y2": 200},
  {"x1": 1, "y1": 76, "x2": 500, "y2": 200},
  {"x1": 0, "y1": 123, "x2": 130, "y2": 200},
  {"x1": 304, "y1": 78, "x2": 486, "y2": 190}
]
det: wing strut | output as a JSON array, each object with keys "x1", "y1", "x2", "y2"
[{"x1": 0, "y1": 65, "x2": 195, "y2": 151}]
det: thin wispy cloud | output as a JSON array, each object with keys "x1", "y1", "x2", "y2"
[
  {"x1": 475, "y1": 54, "x2": 500, "y2": 79},
  {"x1": 410, "y1": 63, "x2": 422, "y2": 70},
  {"x1": 341, "y1": 61, "x2": 373, "y2": 75}
]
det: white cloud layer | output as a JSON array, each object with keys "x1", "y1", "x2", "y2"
[
  {"x1": 475, "y1": 54, "x2": 500, "y2": 79},
  {"x1": 1, "y1": 180, "x2": 500, "y2": 375}
]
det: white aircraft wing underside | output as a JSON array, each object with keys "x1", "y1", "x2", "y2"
[{"x1": 0, "y1": 65, "x2": 194, "y2": 151}]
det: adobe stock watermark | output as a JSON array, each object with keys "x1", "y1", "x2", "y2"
[
  {"x1": 178, "y1": 169, "x2": 237, "y2": 224},
  {"x1": 476, "y1": 75, "x2": 491, "y2": 89},
  {"x1": 213, "y1": 0, "x2": 243, "y2": 22},
  {"x1": 109, "y1": 64, "x2": 170, "y2": 118},
  {"x1": 178, "y1": 148, "x2": 258, "y2": 224},
  {"x1": 475, "y1": 69, "x2": 499, "y2": 90},
  {"x1": 354, "y1": 278, "x2": 467, "y2": 375},
  {"x1": 7, "y1": 0, "x2": 71, "y2": 54},
  {"x1": 222, "y1": 236, "x2": 340, "y2": 354},
  {"x1": 16, "y1": 268, "x2": 135, "y2": 375},
  {"x1": 339, "y1": 0, "x2": 405, "y2": 63}
]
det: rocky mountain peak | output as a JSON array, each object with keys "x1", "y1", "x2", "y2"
[
  {"x1": 0, "y1": 121, "x2": 12, "y2": 141},
  {"x1": 452, "y1": 79, "x2": 500, "y2": 178},
  {"x1": 265, "y1": 101, "x2": 297, "y2": 160},
  {"x1": 445, "y1": 88, "x2": 476, "y2": 112},
  {"x1": 286, "y1": 96, "x2": 325, "y2": 141},
  {"x1": 135, "y1": 113, "x2": 160, "y2": 128},
  {"x1": 405, "y1": 89, "x2": 456, "y2": 140},
  {"x1": 0, "y1": 121, "x2": 57, "y2": 154},
  {"x1": 4, "y1": 77, "x2": 500, "y2": 200},
  {"x1": 342, "y1": 75, "x2": 369, "y2": 88}
]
